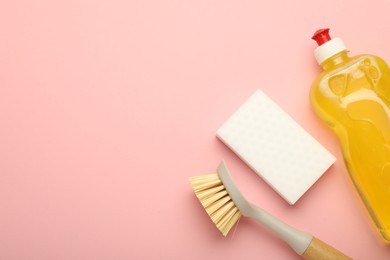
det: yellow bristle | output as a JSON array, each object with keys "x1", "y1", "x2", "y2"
[
  {"x1": 194, "y1": 185, "x2": 225, "y2": 200},
  {"x1": 205, "y1": 195, "x2": 231, "y2": 215},
  {"x1": 189, "y1": 173, "x2": 220, "y2": 184},
  {"x1": 190, "y1": 176, "x2": 222, "y2": 192},
  {"x1": 190, "y1": 173, "x2": 242, "y2": 236},
  {"x1": 218, "y1": 210, "x2": 241, "y2": 236},
  {"x1": 216, "y1": 206, "x2": 239, "y2": 229},
  {"x1": 210, "y1": 201, "x2": 235, "y2": 223},
  {"x1": 200, "y1": 190, "x2": 228, "y2": 208}
]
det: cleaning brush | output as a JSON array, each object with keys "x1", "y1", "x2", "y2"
[{"x1": 190, "y1": 160, "x2": 351, "y2": 260}]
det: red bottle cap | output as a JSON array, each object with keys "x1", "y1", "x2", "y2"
[
  {"x1": 312, "y1": 28, "x2": 347, "y2": 64},
  {"x1": 312, "y1": 28, "x2": 331, "y2": 46}
]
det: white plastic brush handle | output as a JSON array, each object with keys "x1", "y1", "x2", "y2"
[
  {"x1": 217, "y1": 161, "x2": 351, "y2": 259},
  {"x1": 250, "y1": 205, "x2": 351, "y2": 259},
  {"x1": 250, "y1": 205, "x2": 312, "y2": 255}
]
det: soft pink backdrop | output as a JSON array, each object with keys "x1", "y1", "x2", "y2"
[{"x1": 1, "y1": 0, "x2": 390, "y2": 259}]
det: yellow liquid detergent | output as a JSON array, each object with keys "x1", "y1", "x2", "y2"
[{"x1": 311, "y1": 29, "x2": 390, "y2": 241}]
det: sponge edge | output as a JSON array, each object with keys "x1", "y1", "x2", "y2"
[{"x1": 216, "y1": 89, "x2": 336, "y2": 205}]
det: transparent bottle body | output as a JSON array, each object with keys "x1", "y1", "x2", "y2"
[{"x1": 311, "y1": 51, "x2": 390, "y2": 241}]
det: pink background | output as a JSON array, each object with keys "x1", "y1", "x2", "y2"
[{"x1": 1, "y1": 0, "x2": 390, "y2": 259}]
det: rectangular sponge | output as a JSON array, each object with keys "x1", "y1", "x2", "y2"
[{"x1": 217, "y1": 89, "x2": 336, "y2": 204}]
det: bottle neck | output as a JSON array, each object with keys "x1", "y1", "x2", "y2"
[{"x1": 321, "y1": 50, "x2": 350, "y2": 71}]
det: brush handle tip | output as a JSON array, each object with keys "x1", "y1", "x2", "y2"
[{"x1": 302, "y1": 237, "x2": 352, "y2": 260}]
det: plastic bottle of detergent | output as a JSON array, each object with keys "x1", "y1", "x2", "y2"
[{"x1": 310, "y1": 28, "x2": 390, "y2": 241}]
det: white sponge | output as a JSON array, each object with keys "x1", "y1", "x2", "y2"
[{"x1": 217, "y1": 89, "x2": 336, "y2": 205}]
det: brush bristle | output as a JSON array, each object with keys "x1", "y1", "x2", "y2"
[{"x1": 190, "y1": 173, "x2": 241, "y2": 236}]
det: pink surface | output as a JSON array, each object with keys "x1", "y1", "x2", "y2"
[{"x1": 1, "y1": 0, "x2": 390, "y2": 259}]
